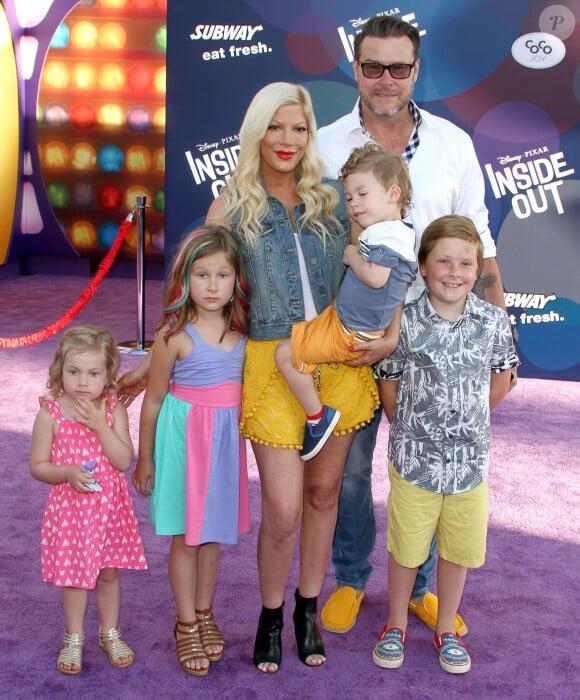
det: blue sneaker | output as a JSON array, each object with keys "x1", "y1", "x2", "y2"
[
  {"x1": 300, "y1": 406, "x2": 341, "y2": 461},
  {"x1": 372, "y1": 626, "x2": 406, "y2": 669},
  {"x1": 434, "y1": 632, "x2": 471, "y2": 674}
]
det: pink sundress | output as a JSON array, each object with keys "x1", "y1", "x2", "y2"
[{"x1": 39, "y1": 394, "x2": 147, "y2": 589}]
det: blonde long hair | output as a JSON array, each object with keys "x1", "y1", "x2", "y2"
[{"x1": 222, "y1": 82, "x2": 341, "y2": 245}]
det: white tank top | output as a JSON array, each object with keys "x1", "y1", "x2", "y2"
[{"x1": 294, "y1": 232, "x2": 317, "y2": 320}]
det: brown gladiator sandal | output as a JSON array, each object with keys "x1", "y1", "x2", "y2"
[
  {"x1": 173, "y1": 618, "x2": 210, "y2": 676},
  {"x1": 196, "y1": 608, "x2": 225, "y2": 662}
]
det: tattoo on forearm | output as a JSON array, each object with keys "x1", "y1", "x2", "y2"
[{"x1": 473, "y1": 273, "x2": 497, "y2": 300}]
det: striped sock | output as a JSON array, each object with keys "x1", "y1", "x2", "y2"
[{"x1": 306, "y1": 408, "x2": 324, "y2": 425}]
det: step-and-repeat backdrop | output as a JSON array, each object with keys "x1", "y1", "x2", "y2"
[
  {"x1": 164, "y1": 0, "x2": 579, "y2": 381},
  {"x1": 0, "y1": 1, "x2": 577, "y2": 380}
]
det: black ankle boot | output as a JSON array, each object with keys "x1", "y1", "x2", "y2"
[
  {"x1": 253, "y1": 603, "x2": 284, "y2": 671},
  {"x1": 292, "y1": 589, "x2": 326, "y2": 666}
]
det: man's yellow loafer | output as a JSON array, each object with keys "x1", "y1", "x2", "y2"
[
  {"x1": 320, "y1": 586, "x2": 364, "y2": 634},
  {"x1": 408, "y1": 591, "x2": 468, "y2": 636}
]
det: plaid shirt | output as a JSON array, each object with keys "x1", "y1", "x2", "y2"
[{"x1": 358, "y1": 99, "x2": 422, "y2": 164}]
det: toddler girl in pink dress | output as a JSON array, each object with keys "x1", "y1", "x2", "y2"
[{"x1": 30, "y1": 325, "x2": 147, "y2": 675}]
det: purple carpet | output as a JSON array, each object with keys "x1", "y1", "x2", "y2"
[{"x1": 1, "y1": 271, "x2": 578, "y2": 699}]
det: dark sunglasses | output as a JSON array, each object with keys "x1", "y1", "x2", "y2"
[{"x1": 360, "y1": 61, "x2": 415, "y2": 80}]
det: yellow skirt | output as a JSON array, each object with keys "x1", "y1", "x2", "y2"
[{"x1": 241, "y1": 338, "x2": 379, "y2": 449}]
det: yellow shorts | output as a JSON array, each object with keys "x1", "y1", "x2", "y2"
[
  {"x1": 291, "y1": 304, "x2": 383, "y2": 374},
  {"x1": 241, "y1": 338, "x2": 379, "y2": 448},
  {"x1": 387, "y1": 463, "x2": 488, "y2": 569}
]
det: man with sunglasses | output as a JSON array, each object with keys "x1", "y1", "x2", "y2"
[{"x1": 317, "y1": 14, "x2": 512, "y2": 637}]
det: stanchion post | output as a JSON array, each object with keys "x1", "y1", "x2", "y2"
[
  {"x1": 135, "y1": 195, "x2": 146, "y2": 350},
  {"x1": 117, "y1": 196, "x2": 153, "y2": 355}
]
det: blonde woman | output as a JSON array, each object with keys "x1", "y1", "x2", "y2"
[{"x1": 207, "y1": 82, "x2": 378, "y2": 672}]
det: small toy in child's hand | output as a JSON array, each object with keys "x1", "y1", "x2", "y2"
[{"x1": 81, "y1": 459, "x2": 103, "y2": 492}]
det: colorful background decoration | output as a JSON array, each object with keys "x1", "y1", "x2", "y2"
[
  {"x1": 0, "y1": 2, "x2": 19, "y2": 265},
  {"x1": 0, "y1": 0, "x2": 578, "y2": 381},
  {"x1": 163, "y1": 0, "x2": 579, "y2": 381},
  {"x1": 1, "y1": 0, "x2": 166, "y2": 263}
]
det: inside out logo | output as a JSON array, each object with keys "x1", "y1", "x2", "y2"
[{"x1": 511, "y1": 32, "x2": 566, "y2": 69}]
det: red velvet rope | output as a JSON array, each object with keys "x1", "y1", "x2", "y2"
[{"x1": 0, "y1": 215, "x2": 134, "y2": 349}]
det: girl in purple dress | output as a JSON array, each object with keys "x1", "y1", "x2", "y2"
[{"x1": 133, "y1": 225, "x2": 249, "y2": 677}]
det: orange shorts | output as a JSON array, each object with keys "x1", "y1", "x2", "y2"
[{"x1": 290, "y1": 304, "x2": 383, "y2": 374}]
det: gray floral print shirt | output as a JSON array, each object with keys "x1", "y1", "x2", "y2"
[{"x1": 375, "y1": 291, "x2": 519, "y2": 494}]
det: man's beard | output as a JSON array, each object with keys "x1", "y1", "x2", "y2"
[{"x1": 360, "y1": 89, "x2": 411, "y2": 118}]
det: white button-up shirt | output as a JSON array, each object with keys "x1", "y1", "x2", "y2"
[{"x1": 317, "y1": 100, "x2": 497, "y2": 302}]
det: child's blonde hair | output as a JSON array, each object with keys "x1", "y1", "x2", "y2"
[
  {"x1": 418, "y1": 215, "x2": 484, "y2": 268},
  {"x1": 47, "y1": 325, "x2": 120, "y2": 397},
  {"x1": 340, "y1": 143, "x2": 412, "y2": 218}
]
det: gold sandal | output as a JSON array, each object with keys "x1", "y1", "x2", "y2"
[
  {"x1": 174, "y1": 618, "x2": 210, "y2": 676},
  {"x1": 196, "y1": 608, "x2": 225, "y2": 662},
  {"x1": 57, "y1": 631, "x2": 85, "y2": 675},
  {"x1": 99, "y1": 626, "x2": 135, "y2": 669}
]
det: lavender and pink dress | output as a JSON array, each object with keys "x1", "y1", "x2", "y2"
[{"x1": 151, "y1": 324, "x2": 249, "y2": 545}]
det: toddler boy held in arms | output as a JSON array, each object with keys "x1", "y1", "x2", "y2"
[{"x1": 275, "y1": 143, "x2": 417, "y2": 460}]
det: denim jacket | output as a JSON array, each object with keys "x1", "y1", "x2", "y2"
[{"x1": 230, "y1": 180, "x2": 350, "y2": 340}]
